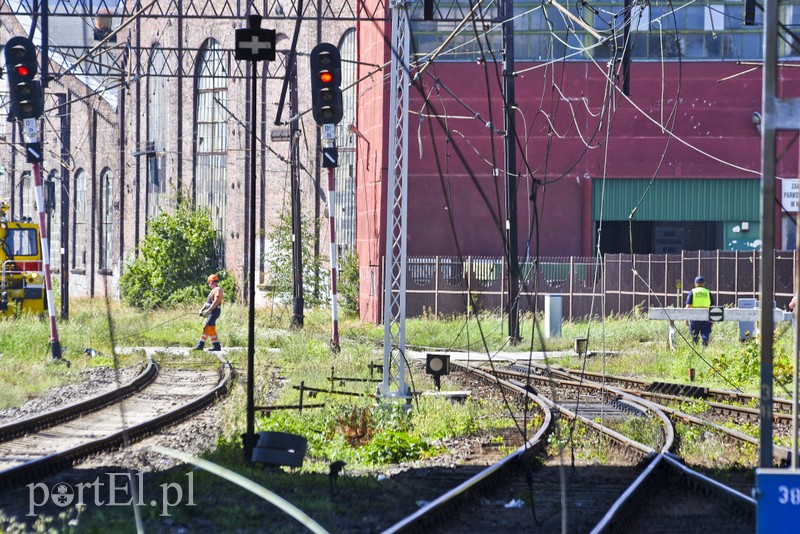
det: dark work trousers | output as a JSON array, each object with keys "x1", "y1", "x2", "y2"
[{"x1": 689, "y1": 321, "x2": 712, "y2": 346}]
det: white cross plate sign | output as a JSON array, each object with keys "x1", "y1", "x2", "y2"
[{"x1": 235, "y1": 28, "x2": 276, "y2": 62}]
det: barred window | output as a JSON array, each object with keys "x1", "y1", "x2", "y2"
[
  {"x1": 194, "y1": 38, "x2": 227, "y2": 262},
  {"x1": 99, "y1": 168, "x2": 114, "y2": 272},
  {"x1": 19, "y1": 171, "x2": 34, "y2": 221},
  {"x1": 335, "y1": 28, "x2": 358, "y2": 250},
  {"x1": 73, "y1": 169, "x2": 87, "y2": 270},
  {"x1": 411, "y1": 0, "x2": 789, "y2": 61},
  {"x1": 147, "y1": 43, "x2": 168, "y2": 221}
]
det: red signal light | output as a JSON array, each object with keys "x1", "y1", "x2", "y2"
[
  {"x1": 15, "y1": 65, "x2": 30, "y2": 77},
  {"x1": 319, "y1": 71, "x2": 333, "y2": 84}
]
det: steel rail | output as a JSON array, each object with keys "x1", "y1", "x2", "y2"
[
  {"x1": 382, "y1": 364, "x2": 553, "y2": 533},
  {"x1": 547, "y1": 364, "x2": 794, "y2": 414},
  {"x1": 590, "y1": 453, "x2": 756, "y2": 533},
  {"x1": 484, "y1": 364, "x2": 670, "y2": 455},
  {"x1": 0, "y1": 358, "x2": 158, "y2": 442},
  {"x1": 533, "y1": 363, "x2": 796, "y2": 460},
  {"x1": 0, "y1": 361, "x2": 232, "y2": 490}
]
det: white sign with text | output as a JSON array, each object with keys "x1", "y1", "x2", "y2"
[{"x1": 781, "y1": 178, "x2": 799, "y2": 213}]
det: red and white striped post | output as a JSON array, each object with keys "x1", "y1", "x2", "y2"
[
  {"x1": 322, "y1": 124, "x2": 340, "y2": 352},
  {"x1": 25, "y1": 119, "x2": 63, "y2": 361},
  {"x1": 327, "y1": 165, "x2": 340, "y2": 352}
]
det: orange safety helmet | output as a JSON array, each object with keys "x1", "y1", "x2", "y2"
[{"x1": 207, "y1": 274, "x2": 219, "y2": 284}]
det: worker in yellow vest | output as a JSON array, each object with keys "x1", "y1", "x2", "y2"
[{"x1": 686, "y1": 276, "x2": 714, "y2": 346}]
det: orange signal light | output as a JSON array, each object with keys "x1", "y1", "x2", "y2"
[{"x1": 319, "y1": 71, "x2": 333, "y2": 83}]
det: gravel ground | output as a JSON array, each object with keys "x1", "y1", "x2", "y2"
[
  {"x1": 0, "y1": 363, "x2": 531, "y2": 532},
  {"x1": 0, "y1": 366, "x2": 144, "y2": 425}
]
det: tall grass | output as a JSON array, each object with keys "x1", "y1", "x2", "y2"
[{"x1": 0, "y1": 299, "x2": 790, "y2": 413}]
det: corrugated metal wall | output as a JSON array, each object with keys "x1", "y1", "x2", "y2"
[{"x1": 592, "y1": 179, "x2": 760, "y2": 221}]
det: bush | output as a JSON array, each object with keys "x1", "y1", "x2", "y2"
[
  {"x1": 338, "y1": 247, "x2": 360, "y2": 316},
  {"x1": 120, "y1": 205, "x2": 235, "y2": 309},
  {"x1": 263, "y1": 210, "x2": 328, "y2": 307},
  {"x1": 361, "y1": 430, "x2": 431, "y2": 464}
]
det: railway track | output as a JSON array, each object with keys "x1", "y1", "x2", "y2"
[
  {"x1": 0, "y1": 356, "x2": 232, "y2": 490},
  {"x1": 383, "y1": 360, "x2": 755, "y2": 533},
  {"x1": 540, "y1": 364, "x2": 794, "y2": 417},
  {"x1": 507, "y1": 362, "x2": 794, "y2": 466}
]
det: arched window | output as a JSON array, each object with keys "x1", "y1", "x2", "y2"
[
  {"x1": 336, "y1": 29, "x2": 357, "y2": 249},
  {"x1": 47, "y1": 170, "x2": 62, "y2": 267},
  {"x1": 194, "y1": 38, "x2": 227, "y2": 258},
  {"x1": 19, "y1": 171, "x2": 34, "y2": 221},
  {"x1": 0, "y1": 166, "x2": 8, "y2": 200},
  {"x1": 73, "y1": 169, "x2": 87, "y2": 270},
  {"x1": 99, "y1": 168, "x2": 114, "y2": 272},
  {"x1": 147, "y1": 44, "x2": 168, "y2": 221}
]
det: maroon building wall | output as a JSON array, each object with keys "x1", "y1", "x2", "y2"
[
  {"x1": 356, "y1": 14, "x2": 392, "y2": 322},
  {"x1": 355, "y1": 12, "x2": 800, "y2": 322}
]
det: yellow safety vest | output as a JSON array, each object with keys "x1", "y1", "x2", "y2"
[{"x1": 690, "y1": 287, "x2": 711, "y2": 308}]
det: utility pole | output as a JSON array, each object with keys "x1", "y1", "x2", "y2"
[
  {"x1": 758, "y1": 0, "x2": 778, "y2": 470},
  {"x1": 234, "y1": 15, "x2": 276, "y2": 462},
  {"x1": 502, "y1": 0, "x2": 520, "y2": 343},
  {"x1": 58, "y1": 93, "x2": 70, "y2": 319},
  {"x1": 753, "y1": 4, "x2": 800, "y2": 533},
  {"x1": 289, "y1": 54, "x2": 304, "y2": 328}
]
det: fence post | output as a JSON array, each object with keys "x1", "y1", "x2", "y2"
[
  {"x1": 697, "y1": 251, "x2": 701, "y2": 281},
  {"x1": 467, "y1": 256, "x2": 472, "y2": 317},
  {"x1": 647, "y1": 253, "x2": 652, "y2": 310},
  {"x1": 715, "y1": 249, "x2": 720, "y2": 305},
  {"x1": 663, "y1": 254, "x2": 668, "y2": 308},
  {"x1": 680, "y1": 250, "x2": 685, "y2": 307},
  {"x1": 569, "y1": 256, "x2": 574, "y2": 321},
  {"x1": 434, "y1": 256, "x2": 439, "y2": 317},
  {"x1": 735, "y1": 250, "x2": 739, "y2": 302},
  {"x1": 618, "y1": 255, "x2": 622, "y2": 313},
  {"x1": 500, "y1": 254, "x2": 505, "y2": 316},
  {"x1": 632, "y1": 255, "x2": 636, "y2": 314}
]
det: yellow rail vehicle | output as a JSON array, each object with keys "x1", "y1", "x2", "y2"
[{"x1": 0, "y1": 200, "x2": 45, "y2": 317}]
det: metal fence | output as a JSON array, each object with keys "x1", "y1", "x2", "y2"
[{"x1": 402, "y1": 251, "x2": 797, "y2": 319}]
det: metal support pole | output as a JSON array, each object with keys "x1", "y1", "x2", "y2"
[
  {"x1": 32, "y1": 161, "x2": 62, "y2": 360},
  {"x1": 244, "y1": 58, "x2": 258, "y2": 463},
  {"x1": 621, "y1": 0, "x2": 632, "y2": 95},
  {"x1": 502, "y1": 0, "x2": 520, "y2": 344},
  {"x1": 759, "y1": 0, "x2": 778, "y2": 468},
  {"x1": 794, "y1": 177, "x2": 799, "y2": 469},
  {"x1": 41, "y1": 0, "x2": 49, "y2": 88},
  {"x1": 22, "y1": 117, "x2": 63, "y2": 361},
  {"x1": 290, "y1": 57, "x2": 304, "y2": 328},
  {"x1": 381, "y1": 0, "x2": 411, "y2": 399},
  {"x1": 58, "y1": 94, "x2": 70, "y2": 319}
]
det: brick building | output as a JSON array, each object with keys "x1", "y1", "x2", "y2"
[
  {"x1": 1, "y1": 2, "x2": 355, "y2": 305},
  {"x1": 3, "y1": 1, "x2": 800, "y2": 324}
]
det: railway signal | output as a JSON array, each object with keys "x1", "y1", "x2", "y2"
[
  {"x1": 309, "y1": 43, "x2": 344, "y2": 351},
  {"x1": 4, "y1": 36, "x2": 44, "y2": 120},
  {"x1": 309, "y1": 43, "x2": 343, "y2": 126}
]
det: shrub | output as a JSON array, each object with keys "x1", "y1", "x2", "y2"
[
  {"x1": 361, "y1": 430, "x2": 431, "y2": 464},
  {"x1": 120, "y1": 205, "x2": 235, "y2": 309},
  {"x1": 263, "y1": 210, "x2": 328, "y2": 307},
  {"x1": 338, "y1": 247, "x2": 360, "y2": 316}
]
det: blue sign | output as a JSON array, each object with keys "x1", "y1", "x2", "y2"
[{"x1": 756, "y1": 468, "x2": 800, "y2": 533}]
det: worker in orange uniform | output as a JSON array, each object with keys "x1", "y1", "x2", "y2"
[
  {"x1": 686, "y1": 276, "x2": 714, "y2": 346},
  {"x1": 194, "y1": 274, "x2": 223, "y2": 351}
]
